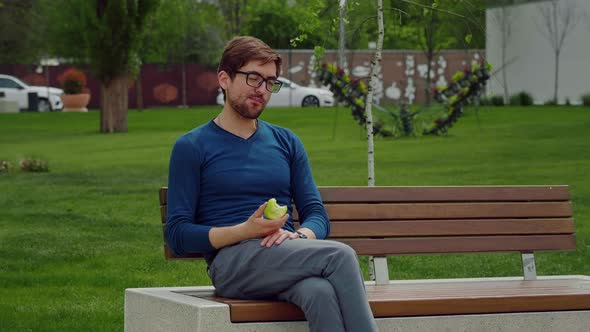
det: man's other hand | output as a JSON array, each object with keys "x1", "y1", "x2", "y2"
[{"x1": 260, "y1": 229, "x2": 299, "y2": 247}]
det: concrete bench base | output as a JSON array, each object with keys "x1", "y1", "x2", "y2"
[{"x1": 125, "y1": 276, "x2": 590, "y2": 332}]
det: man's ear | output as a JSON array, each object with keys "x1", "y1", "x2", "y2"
[{"x1": 218, "y1": 71, "x2": 230, "y2": 90}]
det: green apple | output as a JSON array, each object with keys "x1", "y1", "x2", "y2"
[{"x1": 263, "y1": 198, "x2": 288, "y2": 220}]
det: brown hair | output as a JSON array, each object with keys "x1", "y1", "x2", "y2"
[{"x1": 218, "y1": 36, "x2": 282, "y2": 79}]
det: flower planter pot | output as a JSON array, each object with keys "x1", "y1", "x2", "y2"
[{"x1": 61, "y1": 93, "x2": 90, "y2": 112}]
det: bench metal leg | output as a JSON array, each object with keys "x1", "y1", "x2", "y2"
[
  {"x1": 369, "y1": 256, "x2": 390, "y2": 285},
  {"x1": 521, "y1": 253, "x2": 537, "y2": 280}
]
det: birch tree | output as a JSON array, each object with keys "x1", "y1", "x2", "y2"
[
  {"x1": 338, "y1": 0, "x2": 347, "y2": 70},
  {"x1": 536, "y1": 0, "x2": 582, "y2": 103},
  {"x1": 365, "y1": 0, "x2": 384, "y2": 187}
]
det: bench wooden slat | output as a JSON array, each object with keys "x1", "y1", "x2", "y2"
[
  {"x1": 318, "y1": 186, "x2": 570, "y2": 203},
  {"x1": 194, "y1": 278, "x2": 590, "y2": 322},
  {"x1": 327, "y1": 218, "x2": 575, "y2": 237},
  {"x1": 161, "y1": 203, "x2": 573, "y2": 224},
  {"x1": 162, "y1": 219, "x2": 575, "y2": 240},
  {"x1": 159, "y1": 185, "x2": 576, "y2": 258},
  {"x1": 341, "y1": 235, "x2": 576, "y2": 255},
  {"x1": 163, "y1": 233, "x2": 576, "y2": 260},
  {"x1": 320, "y1": 202, "x2": 572, "y2": 220},
  {"x1": 158, "y1": 185, "x2": 571, "y2": 206}
]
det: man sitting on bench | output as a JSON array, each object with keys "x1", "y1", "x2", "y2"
[{"x1": 164, "y1": 36, "x2": 378, "y2": 332}]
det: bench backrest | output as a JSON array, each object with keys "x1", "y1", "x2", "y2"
[{"x1": 159, "y1": 186, "x2": 575, "y2": 260}]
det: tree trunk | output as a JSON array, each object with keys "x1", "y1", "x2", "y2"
[
  {"x1": 502, "y1": 43, "x2": 509, "y2": 104},
  {"x1": 425, "y1": 51, "x2": 433, "y2": 106},
  {"x1": 136, "y1": 69, "x2": 143, "y2": 110},
  {"x1": 365, "y1": 0, "x2": 384, "y2": 187},
  {"x1": 338, "y1": 0, "x2": 346, "y2": 69},
  {"x1": 554, "y1": 51, "x2": 559, "y2": 103},
  {"x1": 424, "y1": 11, "x2": 436, "y2": 106},
  {"x1": 365, "y1": 0, "x2": 384, "y2": 284},
  {"x1": 181, "y1": 61, "x2": 187, "y2": 107},
  {"x1": 100, "y1": 75, "x2": 129, "y2": 133},
  {"x1": 501, "y1": 8, "x2": 510, "y2": 105}
]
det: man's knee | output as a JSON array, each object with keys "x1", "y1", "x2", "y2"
[
  {"x1": 297, "y1": 278, "x2": 337, "y2": 306},
  {"x1": 325, "y1": 240, "x2": 358, "y2": 263}
]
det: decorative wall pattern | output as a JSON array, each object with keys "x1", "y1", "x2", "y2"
[
  {"x1": 0, "y1": 49, "x2": 483, "y2": 108},
  {"x1": 279, "y1": 49, "x2": 484, "y2": 105}
]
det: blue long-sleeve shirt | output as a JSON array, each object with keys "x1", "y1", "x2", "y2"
[{"x1": 165, "y1": 119, "x2": 330, "y2": 264}]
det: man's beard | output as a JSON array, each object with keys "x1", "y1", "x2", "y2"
[{"x1": 228, "y1": 92, "x2": 266, "y2": 120}]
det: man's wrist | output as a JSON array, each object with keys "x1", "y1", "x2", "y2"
[{"x1": 296, "y1": 227, "x2": 316, "y2": 239}]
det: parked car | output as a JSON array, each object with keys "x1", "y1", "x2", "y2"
[
  {"x1": 217, "y1": 77, "x2": 334, "y2": 107},
  {"x1": 0, "y1": 74, "x2": 64, "y2": 112}
]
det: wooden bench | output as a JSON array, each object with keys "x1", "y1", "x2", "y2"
[{"x1": 125, "y1": 185, "x2": 590, "y2": 331}]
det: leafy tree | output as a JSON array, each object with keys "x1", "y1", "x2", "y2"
[
  {"x1": 139, "y1": 0, "x2": 224, "y2": 107},
  {"x1": 536, "y1": 0, "x2": 583, "y2": 103},
  {"x1": 488, "y1": 4, "x2": 514, "y2": 104},
  {"x1": 243, "y1": 0, "x2": 338, "y2": 50},
  {"x1": 378, "y1": 0, "x2": 486, "y2": 104},
  {"x1": 142, "y1": 0, "x2": 224, "y2": 66},
  {"x1": 218, "y1": 0, "x2": 249, "y2": 38},
  {"x1": 0, "y1": 0, "x2": 45, "y2": 64},
  {"x1": 40, "y1": 0, "x2": 159, "y2": 133}
]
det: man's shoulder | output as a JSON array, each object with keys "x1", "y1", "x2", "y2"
[
  {"x1": 260, "y1": 120, "x2": 299, "y2": 140},
  {"x1": 178, "y1": 121, "x2": 215, "y2": 143}
]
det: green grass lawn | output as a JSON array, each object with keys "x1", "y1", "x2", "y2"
[{"x1": 1, "y1": 105, "x2": 589, "y2": 331}]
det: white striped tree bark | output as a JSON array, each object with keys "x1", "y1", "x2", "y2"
[{"x1": 365, "y1": 0, "x2": 384, "y2": 187}]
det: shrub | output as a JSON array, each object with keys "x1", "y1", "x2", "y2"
[
  {"x1": 57, "y1": 67, "x2": 87, "y2": 94},
  {"x1": 544, "y1": 99, "x2": 557, "y2": 106},
  {"x1": 480, "y1": 95, "x2": 504, "y2": 106},
  {"x1": 0, "y1": 160, "x2": 13, "y2": 174},
  {"x1": 490, "y1": 95, "x2": 505, "y2": 106},
  {"x1": 478, "y1": 96, "x2": 490, "y2": 106},
  {"x1": 19, "y1": 158, "x2": 49, "y2": 172},
  {"x1": 582, "y1": 93, "x2": 590, "y2": 106},
  {"x1": 510, "y1": 91, "x2": 534, "y2": 106}
]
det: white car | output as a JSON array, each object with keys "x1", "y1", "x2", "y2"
[
  {"x1": 0, "y1": 74, "x2": 64, "y2": 112},
  {"x1": 217, "y1": 77, "x2": 334, "y2": 107}
]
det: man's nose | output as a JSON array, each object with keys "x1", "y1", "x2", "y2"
[{"x1": 254, "y1": 83, "x2": 266, "y2": 94}]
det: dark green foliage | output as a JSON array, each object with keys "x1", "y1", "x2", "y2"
[
  {"x1": 244, "y1": 0, "x2": 332, "y2": 49},
  {"x1": 316, "y1": 61, "x2": 491, "y2": 138},
  {"x1": 62, "y1": 81, "x2": 83, "y2": 94},
  {"x1": 140, "y1": 0, "x2": 224, "y2": 67},
  {"x1": 510, "y1": 91, "x2": 534, "y2": 106},
  {"x1": 544, "y1": 99, "x2": 557, "y2": 106},
  {"x1": 42, "y1": 0, "x2": 160, "y2": 82},
  {"x1": 0, "y1": 0, "x2": 45, "y2": 64},
  {"x1": 426, "y1": 64, "x2": 492, "y2": 135},
  {"x1": 582, "y1": 94, "x2": 590, "y2": 106},
  {"x1": 490, "y1": 96, "x2": 505, "y2": 106},
  {"x1": 0, "y1": 160, "x2": 14, "y2": 174},
  {"x1": 481, "y1": 95, "x2": 505, "y2": 106},
  {"x1": 18, "y1": 157, "x2": 49, "y2": 172},
  {"x1": 89, "y1": 0, "x2": 160, "y2": 82}
]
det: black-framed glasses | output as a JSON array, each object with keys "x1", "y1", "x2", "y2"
[{"x1": 235, "y1": 70, "x2": 283, "y2": 93}]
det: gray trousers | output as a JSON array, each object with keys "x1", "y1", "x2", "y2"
[{"x1": 208, "y1": 238, "x2": 379, "y2": 332}]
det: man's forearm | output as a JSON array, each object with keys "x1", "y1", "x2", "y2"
[{"x1": 209, "y1": 223, "x2": 251, "y2": 249}]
